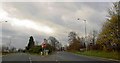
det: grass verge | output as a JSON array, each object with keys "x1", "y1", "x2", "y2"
[{"x1": 73, "y1": 50, "x2": 120, "y2": 60}]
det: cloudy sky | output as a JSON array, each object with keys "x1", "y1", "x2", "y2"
[{"x1": 0, "y1": 2, "x2": 115, "y2": 49}]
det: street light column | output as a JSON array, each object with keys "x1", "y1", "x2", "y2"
[
  {"x1": 84, "y1": 20, "x2": 87, "y2": 51},
  {"x1": 77, "y1": 18, "x2": 87, "y2": 50},
  {"x1": 84, "y1": 20, "x2": 86, "y2": 39}
]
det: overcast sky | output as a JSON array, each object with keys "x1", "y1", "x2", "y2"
[{"x1": 0, "y1": 2, "x2": 115, "y2": 49}]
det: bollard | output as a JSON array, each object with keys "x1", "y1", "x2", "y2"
[{"x1": 41, "y1": 52, "x2": 43, "y2": 55}]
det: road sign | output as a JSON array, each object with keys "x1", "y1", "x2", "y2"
[{"x1": 42, "y1": 42, "x2": 46, "y2": 48}]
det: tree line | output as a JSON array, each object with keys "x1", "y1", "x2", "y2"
[
  {"x1": 25, "y1": 36, "x2": 63, "y2": 54},
  {"x1": 67, "y1": 2, "x2": 120, "y2": 52}
]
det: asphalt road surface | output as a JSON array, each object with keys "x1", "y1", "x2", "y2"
[{"x1": 2, "y1": 51, "x2": 119, "y2": 63}]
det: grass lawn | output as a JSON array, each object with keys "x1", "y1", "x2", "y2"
[{"x1": 74, "y1": 50, "x2": 120, "y2": 60}]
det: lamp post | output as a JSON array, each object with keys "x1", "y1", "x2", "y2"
[
  {"x1": 77, "y1": 18, "x2": 87, "y2": 50},
  {"x1": 0, "y1": 21, "x2": 8, "y2": 27},
  {"x1": 0, "y1": 21, "x2": 7, "y2": 23}
]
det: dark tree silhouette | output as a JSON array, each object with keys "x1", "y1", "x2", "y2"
[{"x1": 26, "y1": 36, "x2": 35, "y2": 50}]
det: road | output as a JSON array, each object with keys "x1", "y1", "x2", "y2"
[{"x1": 2, "y1": 51, "x2": 119, "y2": 63}]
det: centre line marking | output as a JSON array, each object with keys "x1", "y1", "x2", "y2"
[{"x1": 29, "y1": 57, "x2": 32, "y2": 63}]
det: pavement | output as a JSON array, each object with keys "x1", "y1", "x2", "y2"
[{"x1": 1, "y1": 51, "x2": 120, "y2": 63}]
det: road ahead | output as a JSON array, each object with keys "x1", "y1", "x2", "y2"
[{"x1": 2, "y1": 51, "x2": 119, "y2": 63}]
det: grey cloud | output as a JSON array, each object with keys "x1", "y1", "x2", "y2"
[{"x1": 1, "y1": 2, "x2": 112, "y2": 48}]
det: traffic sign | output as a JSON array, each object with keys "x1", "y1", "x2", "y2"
[{"x1": 42, "y1": 42, "x2": 46, "y2": 48}]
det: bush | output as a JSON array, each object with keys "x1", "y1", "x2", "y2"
[
  {"x1": 29, "y1": 46, "x2": 42, "y2": 54},
  {"x1": 28, "y1": 44, "x2": 54, "y2": 54}
]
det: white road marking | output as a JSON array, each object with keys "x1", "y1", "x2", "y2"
[{"x1": 29, "y1": 57, "x2": 32, "y2": 63}]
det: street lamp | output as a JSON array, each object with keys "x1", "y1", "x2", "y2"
[
  {"x1": 77, "y1": 18, "x2": 87, "y2": 50},
  {"x1": 0, "y1": 21, "x2": 7, "y2": 23},
  {"x1": 77, "y1": 18, "x2": 86, "y2": 36}
]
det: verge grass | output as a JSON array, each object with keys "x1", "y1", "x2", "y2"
[{"x1": 74, "y1": 50, "x2": 120, "y2": 60}]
